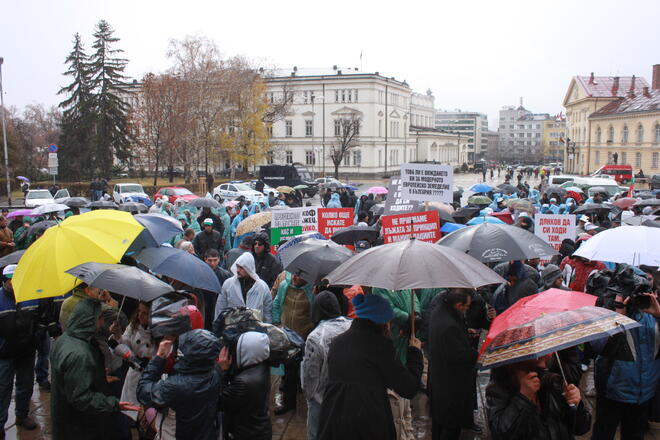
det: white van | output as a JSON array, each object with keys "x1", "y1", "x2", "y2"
[
  {"x1": 547, "y1": 175, "x2": 575, "y2": 186},
  {"x1": 569, "y1": 177, "x2": 624, "y2": 198}
]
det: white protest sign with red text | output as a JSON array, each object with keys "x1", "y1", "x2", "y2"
[
  {"x1": 381, "y1": 211, "x2": 441, "y2": 244},
  {"x1": 534, "y1": 214, "x2": 576, "y2": 251}
]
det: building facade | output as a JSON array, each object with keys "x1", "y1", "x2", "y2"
[
  {"x1": 542, "y1": 118, "x2": 566, "y2": 162},
  {"x1": 563, "y1": 65, "x2": 660, "y2": 175},
  {"x1": 485, "y1": 130, "x2": 500, "y2": 162},
  {"x1": 497, "y1": 102, "x2": 551, "y2": 164},
  {"x1": 434, "y1": 111, "x2": 488, "y2": 163}
]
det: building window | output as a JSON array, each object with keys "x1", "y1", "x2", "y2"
[
  {"x1": 343, "y1": 153, "x2": 350, "y2": 166},
  {"x1": 335, "y1": 90, "x2": 339, "y2": 103},
  {"x1": 379, "y1": 120, "x2": 383, "y2": 137},
  {"x1": 334, "y1": 120, "x2": 341, "y2": 136},
  {"x1": 656, "y1": 124, "x2": 660, "y2": 142},
  {"x1": 607, "y1": 152, "x2": 613, "y2": 163},
  {"x1": 378, "y1": 150, "x2": 382, "y2": 166},
  {"x1": 595, "y1": 151, "x2": 600, "y2": 164},
  {"x1": 622, "y1": 126, "x2": 629, "y2": 144},
  {"x1": 621, "y1": 152, "x2": 627, "y2": 164},
  {"x1": 354, "y1": 89, "x2": 358, "y2": 102},
  {"x1": 286, "y1": 150, "x2": 293, "y2": 164},
  {"x1": 303, "y1": 91, "x2": 308, "y2": 104},
  {"x1": 305, "y1": 120, "x2": 313, "y2": 137},
  {"x1": 653, "y1": 152, "x2": 659, "y2": 169},
  {"x1": 608, "y1": 126, "x2": 614, "y2": 142},
  {"x1": 305, "y1": 150, "x2": 315, "y2": 165},
  {"x1": 596, "y1": 126, "x2": 602, "y2": 144},
  {"x1": 636, "y1": 152, "x2": 642, "y2": 167},
  {"x1": 285, "y1": 120, "x2": 292, "y2": 137},
  {"x1": 353, "y1": 149, "x2": 361, "y2": 166},
  {"x1": 266, "y1": 124, "x2": 273, "y2": 137},
  {"x1": 266, "y1": 151, "x2": 274, "y2": 164},
  {"x1": 341, "y1": 89, "x2": 346, "y2": 102},
  {"x1": 637, "y1": 124, "x2": 644, "y2": 143}
]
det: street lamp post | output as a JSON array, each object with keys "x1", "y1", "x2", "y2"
[{"x1": 0, "y1": 58, "x2": 10, "y2": 206}]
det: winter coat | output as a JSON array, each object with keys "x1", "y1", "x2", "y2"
[
  {"x1": 326, "y1": 193, "x2": 342, "y2": 208},
  {"x1": 231, "y1": 207, "x2": 250, "y2": 248},
  {"x1": 0, "y1": 226, "x2": 13, "y2": 257},
  {"x1": 50, "y1": 299, "x2": 120, "y2": 440},
  {"x1": 221, "y1": 332, "x2": 272, "y2": 440},
  {"x1": 318, "y1": 318, "x2": 423, "y2": 440},
  {"x1": 491, "y1": 277, "x2": 539, "y2": 314},
  {"x1": 428, "y1": 299, "x2": 478, "y2": 428},
  {"x1": 593, "y1": 312, "x2": 660, "y2": 404},
  {"x1": 214, "y1": 252, "x2": 272, "y2": 323},
  {"x1": 119, "y1": 322, "x2": 156, "y2": 420},
  {"x1": 138, "y1": 329, "x2": 222, "y2": 440},
  {"x1": 373, "y1": 288, "x2": 419, "y2": 364},
  {"x1": 272, "y1": 271, "x2": 314, "y2": 337},
  {"x1": 197, "y1": 211, "x2": 224, "y2": 235},
  {"x1": 559, "y1": 256, "x2": 605, "y2": 292},
  {"x1": 252, "y1": 250, "x2": 283, "y2": 288},
  {"x1": 486, "y1": 369, "x2": 591, "y2": 440},
  {"x1": 59, "y1": 288, "x2": 88, "y2": 331},
  {"x1": 0, "y1": 287, "x2": 49, "y2": 359},
  {"x1": 192, "y1": 229, "x2": 223, "y2": 258}
]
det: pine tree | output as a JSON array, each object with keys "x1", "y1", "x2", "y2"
[
  {"x1": 88, "y1": 20, "x2": 131, "y2": 178},
  {"x1": 58, "y1": 33, "x2": 94, "y2": 180}
]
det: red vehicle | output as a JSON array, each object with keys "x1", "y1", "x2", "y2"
[
  {"x1": 591, "y1": 165, "x2": 633, "y2": 184},
  {"x1": 154, "y1": 187, "x2": 199, "y2": 204}
]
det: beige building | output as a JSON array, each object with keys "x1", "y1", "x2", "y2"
[
  {"x1": 542, "y1": 118, "x2": 566, "y2": 162},
  {"x1": 562, "y1": 65, "x2": 660, "y2": 174}
]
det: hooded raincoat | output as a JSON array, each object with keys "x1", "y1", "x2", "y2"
[
  {"x1": 231, "y1": 206, "x2": 250, "y2": 248},
  {"x1": 326, "y1": 193, "x2": 342, "y2": 209}
]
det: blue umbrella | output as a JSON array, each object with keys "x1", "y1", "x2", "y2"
[
  {"x1": 469, "y1": 183, "x2": 494, "y2": 193},
  {"x1": 440, "y1": 222, "x2": 466, "y2": 233},
  {"x1": 467, "y1": 216, "x2": 506, "y2": 225},
  {"x1": 343, "y1": 185, "x2": 359, "y2": 191},
  {"x1": 16, "y1": 176, "x2": 30, "y2": 182},
  {"x1": 135, "y1": 246, "x2": 222, "y2": 293},
  {"x1": 134, "y1": 214, "x2": 183, "y2": 244}
]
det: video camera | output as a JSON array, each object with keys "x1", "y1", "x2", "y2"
[{"x1": 586, "y1": 264, "x2": 653, "y2": 312}]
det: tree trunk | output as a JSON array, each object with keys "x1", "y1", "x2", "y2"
[
  {"x1": 153, "y1": 147, "x2": 159, "y2": 186},
  {"x1": 334, "y1": 162, "x2": 340, "y2": 179}
]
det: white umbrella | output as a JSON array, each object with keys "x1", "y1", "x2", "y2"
[
  {"x1": 573, "y1": 226, "x2": 660, "y2": 266},
  {"x1": 30, "y1": 203, "x2": 70, "y2": 216}
]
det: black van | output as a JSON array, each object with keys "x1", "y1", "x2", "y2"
[{"x1": 259, "y1": 163, "x2": 318, "y2": 197}]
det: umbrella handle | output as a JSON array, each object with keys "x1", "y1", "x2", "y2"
[{"x1": 554, "y1": 352, "x2": 577, "y2": 410}]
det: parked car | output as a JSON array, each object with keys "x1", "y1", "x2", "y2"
[
  {"x1": 53, "y1": 189, "x2": 71, "y2": 203},
  {"x1": 547, "y1": 175, "x2": 575, "y2": 186},
  {"x1": 213, "y1": 182, "x2": 265, "y2": 202},
  {"x1": 591, "y1": 164, "x2": 633, "y2": 184},
  {"x1": 315, "y1": 177, "x2": 344, "y2": 186},
  {"x1": 24, "y1": 189, "x2": 55, "y2": 208},
  {"x1": 154, "y1": 187, "x2": 199, "y2": 204},
  {"x1": 248, "y1": 181, "x2": 279, "y2": 197},
  {"x1": 112, "y1": 183, "x2": 152, "y2": 206}
]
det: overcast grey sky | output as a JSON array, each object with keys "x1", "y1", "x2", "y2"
[{"x1": 1, "y1": 0, "x2": 658, "y2": 128}]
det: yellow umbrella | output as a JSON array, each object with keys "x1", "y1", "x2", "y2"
[
  {"x1": 13, "y1": 210, "x2": 144, "y2": 302},
  {"x1": 236, "y1": 211, "x2": 272, "y2": 236},
  {"x1": 276, "y1": 186, "x2": 295, "y2": 194}
]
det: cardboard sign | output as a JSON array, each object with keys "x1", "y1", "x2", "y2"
[
  {"x1": 381, "y1": 211, "x2": 441, "y2": 244},
  {"x1": 534, "y1": 214, "x2": 577, "y2": 252},
  {"x1": 383, "y1": 176, "x2": 422, "y2": 216},
  {"x1": 400, "y1": 163, "x2": 453, "y2": 203},
  {"x1": 317, "y1": 208, "x2": 354, "y2": 238}
]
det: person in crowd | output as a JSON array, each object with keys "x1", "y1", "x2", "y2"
[
  {"x1": 224, "y1": 235, "x2": 254, "y2": 270},
  {"x1": 13, "y1": 217, "x2": 33, "y2": 250},
  {"x1": 172, "y1": 227, "x2": 195, "y2": 248},
  {"x1": 179, "y1": 240, "x2": 196, "y2": 255},
  {"x1": 272, "y1": 271, "x2": 315, "y2": 415},
  {"x1": 197, "y1": 206, "x2": 223, "y2": 234},
  {"x1": 214, "y1": 252, "x2": 272, "y2": 322},
  {"x1": 251, "y1": 233, "x2": 282, "y2": 289},
  {"x1": 326, "y1": 192, "x2": 342, "y2": 209},
  {"x1": 138, "y1": 329, "x2": 222, "y2": 440},
  {"x1": 193, "y1": 218, "x2": 223, "y2": 258},
  {"x1": 230, "y1": 206, "x2": 250, "y2": 247},
  {"x1": 217, "y1": 331, "x2": 272, "y2": 440},
  {"x1": 491, "y1": 261, "x2": 538, "y2": 314},
  {"x1": 0, "y1": 217, "x2": 14, "y2": 258},
  {"x1": 202, "y1": 249, "x2": 232, "y2": 330},
  {"x1": 539, "y1": 264, "x2": 568, "y2": 291},
  {"x1": 148, "y1": 198, "x2": 163, "y2": 213},
  {"x1": 318, "y1": 294, "x2": 423, "y2": 440},
  {"x1": 59, "y1": 282, "x2": 111, "y2": 331},
  {"x1": 560, "y1": 254, "x2": 605, "y2": 292},
  {"x1": 354, "y1": 194, "x2": 368, "y2": 223},
  {"x1": 357, "y1": 211, "x2": 369, "y2": 227}
]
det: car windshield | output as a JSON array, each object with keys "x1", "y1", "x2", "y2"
[
  {"x1": 121, "y1": 185, "x2": 144, "y2": 193},
  {"x1": 234, "y1": 183, "x2": 253, "y2": 191},
  {"x1": 27, "y1": 190, "x2": 53, "y2": 199},
  {"x1": 173, "y1": 188, "x2": 193, "y2": 195}
]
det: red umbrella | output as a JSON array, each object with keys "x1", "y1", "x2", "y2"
[
  {"x1": 488, "y1": 210, "x2": 513, "y2": 225},
  {"x1": 479, "y1": 288, "x2": 596, "y2": 358},
  {"x1": 567, "y1": 190, "x2": 584, "y2": 202},
  {"x1": 613, "y1": 197, "x2": 638, "y2": 210}
]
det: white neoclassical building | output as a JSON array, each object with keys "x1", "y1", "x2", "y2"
[{"x1": 264, "y1": 67, "x2": 462, "y2": 178}]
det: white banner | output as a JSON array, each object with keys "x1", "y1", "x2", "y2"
[
  {"x1": 400, "y1": 163, "x2": 453, "y2": 203},
  {"x1": 534, "y1": 214, "x2": 576, "y2": 252}
]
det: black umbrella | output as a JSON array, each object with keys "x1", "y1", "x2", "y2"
[
  {"x1": 369, "y1": 203, "x2": 385, "y2": 216},
  {"x1": 437, "y1": 223, "x2": 558, "y2": 263},
  {"x1": 544, "y1": 186, "x2": 567, "y2": 198},
  {"x1": 135, "y1": 246, "x2": 222, "y2": 293},
  {"x1": 452, "y1": 207, "x2": 480, "y2": 222},
  {"x1": 635, "y1": 191, "x2": 656, "y2": 200},
  {"x1": 63, "y1": 197, "x2": 90, "y2": 208},
  {"x1": 633, "y1": 199, "x2": 660, "y2": 208},
  {"x1": 573, "y1": 203, "x2": 613, "y2": 215},
  {"x1": 119, "y1": 202, "x2": 149, "y2": 214},
  {"x1": 284, "y1": 238, "x2": 353, "y2": 285},
  {"x1": 134, "y1": 214, "x2": 183, "y2": 245},
  {"x1": 497, "y1": 184, "x2": 521, "y2": 195},
  {"x1": 321, "y1": 181, "x2": 342, "y2": 189},
  {"x1": 623, "y1": 216, "x2": 660, "y2": 228},
  {"x1": 187, "y1": 198, "x2": 222, "y2": 209},
  {"x1": 27, "y1": 220, "x2": 58, "y2": 237},
  {"x1": 331, "y1": 224, "x2": 379, "y2": 245},
  {"x1": 88, "y1": 200, "x2": 119, "y2": 210},
  {"x1": 423, "y1": 205, "x2": 455, "y2": 222},
  {"x1": 66, "y1": 262, "x2": 174, "y2": 302},
  {"x1": 589, "y1": 186, "x2": 609, "y2": 195},
  {"x1": 0, "y1": 250, "x2": 25, "y2": 268}
]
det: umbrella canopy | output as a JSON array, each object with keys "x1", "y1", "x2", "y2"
[
  {"x1": 467, "y1": 216, "x2": 506, "y2": 225},
  {"x1": 284, "y1": 238, "x2": 353, "y2": 285},
  {"x1": 320, "y1": 181, "x2": 342, "y2": 189},
  {"x1": 276, "y1": 186, "x2": 295, "y2": 194},
  {"x1": 88, "y1": 200, "x2": 119, "y2": 210},
  {"x1": 635, "y1": 191, "x2": 656, "y2": 200},
  {"x1": 573, "y1": 203, "x2": 612, "y2": 215},
  {"x1": 468, "y1": 183, "x2": 494, "y2": 193},
  {"x1": 62, "y1": 197, "x2": 90, "y2": 208},
  {"x1": 497, "y1": 184, "x2": 521, "y2": 195},
  {"x1": 119, "y1": 202, "x2": 149, "y2": 214},
  {"x1": 479, "y1": 305, "x2": 639, "y2": 369},
  {"x1": 134, "y1": 214, "x2": 184, "y2": 245},
  {"x1": 66, "y1": 262, "x2": 174, "y2": 302},
  {"x1": 505, "y1": 198, "x2": 535, "y2": 213},
  {"x1": 564, "y1": 186, "x2": 585, "y2": 194},
  {"x1": 187, "y1": 198, "x2": 222, "y2": 209},
  {"x1": 7, "y1": 209, "x2": 33, "y2": 219},
  {"x1": 369, "y1": 203, "x2": 385, "y2": 216},
  {"x1": 613, "y1": 197, "x2": 640, "y2": 210},
  {"x1": 623, "y1": 216, "x2": 660, "y2": 228},
  {"x1": 440, "y1": 222, "x2": 466, "y2": 233},
  {"x1": 426, "y1": 202, "x2": 454, "y2": 214},
  {"x1": 236, "y1": 211, "x2": 272, "y2": 236},
  {"x1": 30, "y1": 203, "x2": 69, "y2": 216},
  {"x1": 544, "y1": 186, "x2": 567, "y2": 198},
  {"x1": 26, "y1": 220, "x2": 58, "y2": 237},
  {"x1": 331, "y1": 224, "x2": 379, "y2": 245},
  {"x1": 365, "y1": 186, "x2": 388, "y2": 195},
  {"x1": 0, "y1": 250, "x2": 25, "y2": 268},
  {"x1": 16, "y1": 176, "x2": 29, "y2": 182},
  {"x1": 467, "y1": 195, "x2": 492, "y2": 205},
  {"x1": 276, "y1": 232, "x2": 327, "y2": 266},
  {"x1": 343, "y1": 185, "x2": 359, "y2": 191},
  {"x1": 13, "y1": 210, "x2": 144, "y2": 302},
  {"x1": 325, "y1": 238, "x2": 505, "y2": 290},
  {"x1": 633, "y1": 198, "x2": 660, "y2": 208},
  {"x1": 293, "y1": 184, "x2": 308, "y2": 190},
  {"x1": 452, "y1": 207, "x2": 480, "y2": 222},
  {"x1": 489, "y1": 211, "x2": 514, "y2": 225},
  {"x1": 589, "y1": 186, "x2": 610, "y2": 195},
  {"x1": 573, "y1": 225, "x2": 660, "y2": 266},
  {"x1": 438, "y1": 222, "x2": 558, "y2": 263},
  {"x1": 135, "y1": 246, "x2": 222, "y2": 293}
]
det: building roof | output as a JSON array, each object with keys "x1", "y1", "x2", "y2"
[
  {"x1": 575, "y1": 75, "x2": 649, "y2": 98},
  {"x1": 265, "y1": 67, "x2": 409, "y2": 87},
  {"x1": 590, "y1": 88, "x2": 660, "y2": 117}
]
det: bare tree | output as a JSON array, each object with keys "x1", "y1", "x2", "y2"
[{"x1": 329, "y1": 113, "x2": 361, "y2": 178}]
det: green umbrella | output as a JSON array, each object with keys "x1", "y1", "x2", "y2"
[
  {"x1": 468, "y1": 195, "x2": 492, "y2": 205},
  {"x1": 293, "y1": 184, "x2": 308, "y2": 190}
]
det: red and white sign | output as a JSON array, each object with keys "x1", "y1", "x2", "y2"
[
  {"x1": 381, "y1": 211, "x2": 440, "y2": 244},
  {"x1": 317, "y1": 208, "x2": 354, "y2": 238},
  {"x1": 534, "y1": 214, "x2": 576, "y2": 252}
]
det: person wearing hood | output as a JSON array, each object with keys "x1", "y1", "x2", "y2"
[
  {"x1": 491, "y1": 261, "x2": 538, "y2": 314},
  {"x1": 217, "y1": 331, "x2": 272, "y2": 440},
  {"x1": 192, "y1": 218, "x2": 223, "y2": 259},
  {"x1": 318, "y1": 294, "x2": 423, "y2": 440},
  {"x1": 13, "y1": 217, "x2": 33, "y2": 250},
  {"x1": 302, "y1": 292, "x2": 352, "y2": 440},
  {"x1": 251, "y1": 233, "x2": 282, "y2": 289},
  {"x1": 354, "y1": 195, "x2": 368, "y2": 224},
  {"x1": 149, "y1": 198, "x2": 163, "y2": 213},
  {"x1": 326, "y1": 192, "x2": 343, "y2": 209},
  {"x1": 197, "y1": 207, "x2": 223, "y2": 234},
  {"x1": 231, "y1": 206, "x2": 250, "y2": 248},
  {"x1": 214, "y1": 252, "x2": 272, "y2": 322},
  {"x1": 137, "y1": 329, "x2": 222, "y2": 440},
  {"x1": 215, "y1": 206, "x2": 232, "y2": 253},
  {"x1": 224, "y1": 235, "x2": 254, "y2": 270},
  {"x1": 548, "y1": 198, "x2": 560, "y2": 214},
  {"x1": 50, "y1": 298, "x2": 131, "y2": 439}
]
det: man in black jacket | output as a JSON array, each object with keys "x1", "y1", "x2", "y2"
[
  {"x1": 251, "y1": 233, "x2": 282, "y2": 289},
  {"x1": 428, "y1": 288, "x2": 478, "y2": 440},
  {"x1": 197, "y1": 207, "x2": 224, "y2": 234},
  {"x1": 193, "y1": 219, "x2": 223, "y2": 258}
]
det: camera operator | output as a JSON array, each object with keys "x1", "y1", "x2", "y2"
[{"x1": 590, "y1": 271, "x2": 660, "y2": 440}]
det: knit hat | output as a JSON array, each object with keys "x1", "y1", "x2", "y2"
[
  {"x1": 352, "y1": 294, "x2": 394, "y2": 324},
  {"x1": 542, "y1": 264, "x2": 562, "y2": 286}
]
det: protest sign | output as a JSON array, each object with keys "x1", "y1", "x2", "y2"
[
  {"x1": 271, "y1": 208, "x2": 304, "y2": 250},
  {"x1": 383, "y1": 176, "x2": 422, "y2": 216},
  {"x1": 301, "y1": 207, "x2": 318, "y2": 232},
  {"x1": 534, "y1": 214, "x2": 576, "y2": 251},
  {"x1": 317, "y1": 208, "x2": 354, "y2": 238},
  {"x1": 400, "y1": 163, "x2": 453, "y2": 203},
  {"x1": 381, "y1": 211, "x2": 440, "y2": 244}
]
